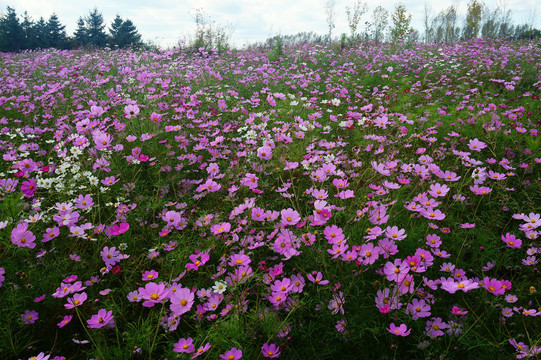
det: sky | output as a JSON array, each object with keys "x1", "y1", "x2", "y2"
[{"x1": 1, "y1": 0, "x2": 539, "y2": 48}]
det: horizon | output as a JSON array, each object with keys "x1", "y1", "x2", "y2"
[{"x1": 1, "y1": 0, "x2": 540, "y2": 49}]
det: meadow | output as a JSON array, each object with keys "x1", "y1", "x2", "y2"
[{"x1": 0, "y1": 38, "x2": 540, "y2": 360}]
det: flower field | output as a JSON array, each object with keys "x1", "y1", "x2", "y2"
[{"x1": 0, "y1": 39, "x2": 540, "y2": 359}]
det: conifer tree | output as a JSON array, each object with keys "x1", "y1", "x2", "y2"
[
  {"x1": 74, "y1": 17, "x2": 88, "y2": 47},
  {"x1": 47, "y1": 13, "x2": 67, "y2": 48},
  {"x1": 0, "y1": 7, "x2": 25, "y2": 52},
  {"x1": 85, "y1": 8, "x2": 107, "y2": 47}
]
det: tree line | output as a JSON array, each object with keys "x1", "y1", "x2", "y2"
[
  {"x1": 327, "y1": 0, "x2": 540, "y2": 43},
  {"x1": 0, "y1": 7, "x2": 143, "y2": 52}
]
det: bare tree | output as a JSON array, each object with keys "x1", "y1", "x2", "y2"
[
  {"x1": 346, "y1": 0, "x2": 367, "y2": 38},
  {"x1": 325, "y1": 0, "x2": 336, "y2": 41},
  {"x1": 424, "y1": 3, "x2": 433, "y2": 43}
]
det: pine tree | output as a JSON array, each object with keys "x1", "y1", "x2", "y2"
[
  {"x1": 21, "y1": 11, "x2": 35, "y2": 49},
  {"x1": 74, "y1": 17, "x2": 88, "y2": 47},
  {"x1": 85, "y1": 8, "x2": 107, "y2": 47},
  {"x1": 0, "y1": 7, "x2": 25, "y2": 52},
  {"x1": 109, "y1": 15, "x2": 142, "y2": 48},
  {"x1": 47, "y1": 13, "x2": 67, "y2": 49},
  {"x1": 109, "y1": 14, "x2": 123, "y2": 45},
  {"x1": 117, "y1": 19, "x2": 142, "y2": 48},
  {"x1": 33, "y1": 17, "x2": 50, "y2": 49}
]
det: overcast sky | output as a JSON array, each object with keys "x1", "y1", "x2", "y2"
[{"x1": 2, "y1": 0, "x2": 539, "y2": 48}]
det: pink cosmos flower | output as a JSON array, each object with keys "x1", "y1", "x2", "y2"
[
  {"x1": 425, "y1": 317, "x2": 448, "y2": 337},
  {"x1": 58, "y1": 315, "x2": 73, "y2": 328},
  {"x1": 428, "y1": 183, "x2": 450, "y2": 198},
  {"x1": 174, "y1": 337, "x2": 195, "y2": 353},
  {"x1": 22, "y1": 310, "x2": 39, "y2": 324},
  {"x1": 101, "y1": 176, "x2": 119, "y2": 186},
  {"x1": 280, "y1": 208, "x2": 301, "y2": 226},
  {"x1": 191, "y1": 342, "x2": 211, "y2": 358},
  {"x1": 440, "y1": 278, "x2": 479, "y2": 293},
  {"x1": 87, "y1": 309, "x2": 114, "y2": 328},
  {"x1": 142, "y1": 270, "x2": 159, "y2": 281},
  {"x1": 21, "y1": 178, "x2": 37, "y2": 197},
  {"x1": 211, "y1": 222, "x2": 231, "y2": 235},
  {"x1": 257, "y1": 145, "x2": 273, "y2": 160},
  {"x1": 501, "y1": 233, "x2": 522, "y2": 249},
  {"x1": 219, "y1": 347, "x2": 242, "y2": 360},
  {"x1": 229, "y1": 253, "x2": 251, "y2": 267},
  {"x1": 26, "y1": 352, "x2": 49, "y2": 360},
  {"x1": 407, "y1": 298, "x2": 431, "y2": 319},
  {"x1": 242, "y1": 173, "x2": 258, "y2": 189},
  {"x1": 451, "y1": 306, "x2": 468, "y2": 316},
  {"x1": 470, "y1": 185, "x2": 492, "y2": 195},
  {"x1": 101, "y1": 246, "x2": 121, "y2": 267},
  {"x1": 64, "y1": 292, "x2": 87, "y2": 309},
  {"x1": 420, "y1": 208, "x2": 446, "y2": 221},
  {"x1": 468, "y1": 138, "x2": 487, "y2": 152},
  {"x1": 75, "y1": 194, "x2": 94, "y2": 209},
  {"x1": 383, "y1": 259, "x2": 410, "y2": 282},
  {"x1": 11, "y1": 222, "x2": 36, "y2": 249},
  {"x1": 307, "y1": 271, "x2": 329, "y2": 285},
  {"x1": 124, "y1": 104, "x2": 140, "y2": 119},
  {"x1": 387, "y1": 323, "x2": 411, "y2": 336},
  {"x1": 483, "y1": 277, "x2": 506, "y2": 296},
  {"x1": 170, "y1": 287, "x2": 195, "y2": 315},
  {"x1": 262, "y1": 343, "x2": 281, "y2": 358},
  {"x1": 138, "y1": 282, "x2": 169, "y2": 307}
]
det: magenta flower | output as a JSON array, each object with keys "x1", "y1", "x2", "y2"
[
  {"x1": 191, "y1": 342, "x2": 211, "y2": 358},
  {"x1": 0, "y1": 267, "x2": 5, "y2": 287},
  {"x1": 138, "y1": 282, "x2": 169, "y2": 307},
  {"x1": 387, "y1": 323, "x2": 411, "y2": 336},
  {"x1": 261, "y1": 343, "x2": 281, "y2": 358},
  {"x1": 470, "y1": 185, "x2": 492, "y2": 195},
  {"x1": 501, "y1": 233, "x2": 522, "y2": 249},
  {"x1": 174, "y1": 337, "x2": 195, "y2": 353},
  {"x1": 64, "y1": 292, "x2": 87, "y2": 309},
  {"x1": 142, "y1": 270, "x2": 159, "y2": 281},
  {"x1": 87, "y1": 309, "x2": 114, "y2": 328},
  {"x1": 42, "y1": 226, "x2": 60, "y2": 243},
  {"x1": 124, "y1": 104, "x2": 140, "y2": 119},
  {"x1": 210, "y1": 222, "x2": 231, "y2": 235},
  {"x1": 451, "y1": 306, "x2": 468, "y2": 316},
  {"x1": 228, "y1": 253, "x2": 251, "y2": 267},
  {"x1": 101, "y1": 246, "x2": 121, "y2": 267},
  {"x1": 383, "y1": 259, "x2": 410, "y2": 282},
  {"x1": 11, "y1": 222, "x2": 36, "y2": 249},
  {"x1": 74, "y1": 194, "x2": 94, "y2": 209},
  {"x1": 425, "y1": 317, "x2": 448, "y2": 337},
  {"x1": 468, "y1": 138, "x2": 487, "y2": 152},
  {"x1": 219, "y1": 347, "x2": 242, "y2": 360},
  {"x1": 58, "y1": 315, "x2": 73, "y2": 328},
  {"x1": 420, "y1": 208, "x2": 446, "y2": 221},
  {"x1": 20, "y1": 178, "x2": 37, "y2": 197},
  {"x1": 483, "y1": 277, "x2": 506, "y2": 296},
  {"x1": 280, "y1": 208, "x2": 301, "y2": 226},
  {"x1": 170, "y1": 287, "x2": 195, "y2": 315},
  {"x1": 306, "y1": 271, "x2": 329, "y2": 285},
  {"x1": 407, "y1": 298, "x2": 431, "y2": 319},
  {"x1": 101, "y1": 176, "x2": 119, "y2": 186},
  {"x1": 257, "y1": 145, "x2": 273, "y2": 160},
  {"x1": 22, "y1": 309, "x2": 39, "y2": 324}
]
